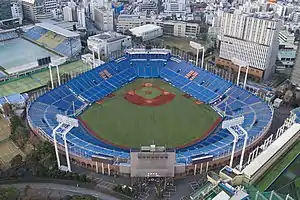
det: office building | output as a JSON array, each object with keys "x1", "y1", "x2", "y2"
[
  {"x1": 22, "y1": 0, "x2": 58, "y2": 21},
  {"x1": 87, "y1": 31, "x2": 131, "y2": 57},
  {"x1": 63, "y1": 6, "x2": 73, "y2": 21},
  {"x1": 0, "y1": 0, "x2": 13, "y2": 20},
  {"x1": 276, "y1": 30, "x2": 297, "y2": 73},
  {"x1": 116, "y1": 14, "x2": 149, "y2": 33},
  {"x1": 140, "y1": 1, "x2": 158, "y2": 14},
  {"x1": 94, "y1": 7, "x2": 114, "y2": 31},
  {"x1": 291, "y1": 46, "x2": 300, "y2": 86},
  {"x1": 129, "y1": 24, "x2": 162, "y2": 41},
  {"x1": 216, "y1": 12, "x2": 280, "y2": 81},
  {"x1": 164, "y1": 0, "x2": 186, "y2": 15},
  {"x1": 11, "y1": 0, "x2": 23, "y2": 23},
  {"x1": 77, "y1": 7, "x2": 86, "y2": 28},
  {"x1": 157, "y1": 20, "x2": 200, "y2": 38},
  {"x1": 117, "y1": 16, "x2": 200, "y2": 39}
]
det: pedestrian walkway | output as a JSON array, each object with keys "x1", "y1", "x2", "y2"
[{"x1": 1, "y1": 182, "x2": 122, "y2": 200}]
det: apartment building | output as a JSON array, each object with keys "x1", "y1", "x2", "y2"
[
  {"x1": 117, "y1": 15, "x2": 200, "y2": 38},
  {"x1": 22, "y1": 0, "x2": 58, "y2": 21},
  {"x1": 156, "y1": 20, "x2": 200, "y2": 38},
  {"x1": 217, "y1": 12, "x2": 280, "y2": 81}
]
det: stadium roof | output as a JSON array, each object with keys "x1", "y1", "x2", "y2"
[
  {"x1": 88, "y1": 32, "x2": 127, "y2": 43},
  {"x1": 129, "y1": 24, "x2": 161, "y2": 36},
  {"x1": 36, "y1": 22, "x2": 79, "y2": 38},
  {"x1": 0, "y1": 93, "x2": 28, "y2": 106},
  {"x1": 242, "y1": 123, "x2": 300, "y2": 179},
  {"x1": 0, "y1": 28, "x2": 16, "y2": 34}
]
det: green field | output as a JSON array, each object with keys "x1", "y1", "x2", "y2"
[
  {"x1": 255, "y1": 141, "x2": 300, "y2": 192},
  {"x1": 267, "y1": 154, "x2": 300, "y2": 199},
  {"x1": 0, "y1": 60, "x2": 90, "y2": 97},
  {"x1": 80, "y1": 79, "x2": 220, "y2": 148}
]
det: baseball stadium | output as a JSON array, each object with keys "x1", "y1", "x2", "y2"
[{"x1": 27, "y1": 48, "x2": 273, "y2": 176}]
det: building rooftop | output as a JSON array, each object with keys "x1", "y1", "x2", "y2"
[
  {"x1": 36, "y1": 22, "x2": 79, "y2": 38},
  {"x1": 242, "y1": 123, "x2": 300, "y2": 178},
  {"x1": 129, "y1": 24, "x2": 161, "y2": 36},
  {"x1": 88, "y1": 31, "x2": 128, "y2": 43}
]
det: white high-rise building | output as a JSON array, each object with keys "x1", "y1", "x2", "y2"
[
  {"x1": 217, "y1": 12, "x2": 280, "y2": 81},
  {"x1": 117, "y1": 14, "x2": 148, "y2": 33},
  {"x1": 77, "y1": 7, "x2": 86, "y2": 28},
  {"x1": 164, "y1": 0, "x2": 186, "y2": 16},
  {"x1": 87, "y1": 31, "x2": 131, "y2": 58},
  {"x1": 11, "y1": 0, "x2": 23, "y2": 23},
  {"x1": 90, "y1": 0, "x2": 104, "y2": 20},
  {"x1": 22, "y1": 0, "x2": 58, "y2": 21},
  {"x1": 92, "y1": 0, "x2": 113, "y2": 31},
  {"x1": 94, "y1": 1, "x2": 113, "y2": 31},
  {"x1": 63, "y1": 6, "x2": 73, "y2": 21}
]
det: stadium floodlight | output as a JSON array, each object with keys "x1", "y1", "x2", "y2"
[
  {"x1": 222, "y1": 116, "x2": 248, "y2": 170},
  {"x1": 49, "y1": 63, "x2": 61, "y2": 86},
  {"x1": 190, "y1": 41, "x2": 205, "y2": 67},
  {"x1": 231, "y1": 57, "x2": 249, "y2": 89},
  {"x1": 222, "y1": 116, "x2": 244, "y2": 129},
  {"x1": 48, "y1": 65, "x2": 54, "y2": 89},
  {"x1": 53, "y1": 114, "x2": 79, "y2": 172},
  {"x1": 56, "y1": 114, "x2": 79, "y2": 127}
]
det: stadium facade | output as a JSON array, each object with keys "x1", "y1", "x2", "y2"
[{"x1": 27, "y1": 49, "x2": 273, "y2": 177}]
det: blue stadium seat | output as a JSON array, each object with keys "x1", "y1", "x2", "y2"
[{"x1": 28, "y1": 54, "x2": 273, "y2": 164}]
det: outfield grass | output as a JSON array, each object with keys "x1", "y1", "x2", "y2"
[
  {"x1": 0, "y1": 60, "x2": 90, "y2": 97},
  {"x1": 80, "y1": 79, "x2": 220, "y2": 148},
  {"x1": 255, "y1": 141, "x2": 300, "y2": 191}
]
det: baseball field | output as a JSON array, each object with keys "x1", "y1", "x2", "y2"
[{"x1": 79, "y1": 79, "x2": 221, "y2": 149}]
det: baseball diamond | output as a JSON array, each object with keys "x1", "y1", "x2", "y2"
[
  {"x1": 78, "y1": 79, "x2": 220, "y2": 149},
  {"x1": 27, "y1": 49, "x2": 273, "y2": 176}
]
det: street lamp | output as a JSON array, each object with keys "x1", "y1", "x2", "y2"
[{"x1": 231, "y1": 58, "x2": 249, "y2": 89}]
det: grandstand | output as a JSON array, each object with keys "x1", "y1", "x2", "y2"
[
  {"x1": 23, "y1": 23, "x2": 81, "y2": 58},
  {"x1": 0, "y1": 29, "x2": 18, "y2": 42},
  {"x1": 0, "y1": 60, "x2": 89, "y2": 97},
  {"x1": 27, "y1": 49, "x2": 273, "y2": 176}
]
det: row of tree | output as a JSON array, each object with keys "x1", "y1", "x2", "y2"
[
  {"x1": 10, "y1": 115, "x2": 29, "y2": 149},
  {"x1": 1, "y1": 139, "x2": 91, "y2": 184},
  {"x1": 0, "y1": 186, "x2": 97, "y2": 200}
]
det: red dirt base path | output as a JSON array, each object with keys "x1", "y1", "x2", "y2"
[
  {"x1": 96, "y1": 93, "x2": 115, "y2": 104},
  {"x1": 124, "y1": 83, "x2": 176, "y2": 106}
]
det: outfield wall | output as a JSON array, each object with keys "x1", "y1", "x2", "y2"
[{"x1": 25, "y1": 52, "x2": 274, "y2": 177}]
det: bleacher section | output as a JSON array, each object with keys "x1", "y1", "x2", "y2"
[
  {"x1": 23, "y1": 26, "x2": 81, "y2": 57},
  {"x1": 28, "y1": 53, "x2": 273, "y2": 164},
  {"x1": 0, "y1": 30, "x2": 18, "y2": 42}
]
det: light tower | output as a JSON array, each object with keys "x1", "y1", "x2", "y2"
[
  {"x1": 222, "y1": 116, "x2": 248, "y2": 170},
  {"x1": 231, "y1": 58, "x2": 249, "y2": 89},
  {"x1": 53, "y1": 114, "x2": 79, "y2": 172},
  {"x1": 190, "y1": 41, "x2": 205, "y2": 67}
]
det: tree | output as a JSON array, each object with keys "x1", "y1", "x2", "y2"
[
  {"x1": 2, "y1": 103, "x2": 12, "y2": 117},
  {"x1": 0, "y1": 187, "x2": 19, "y2": 200},
  {"x1": 10, "y1": 115, "x2": 23, "y2": 135},
  {"x1": 10, "y1": 154, "x2": 23, "y2": 168}
]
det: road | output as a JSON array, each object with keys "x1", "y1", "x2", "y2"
[{"x1": 1, "y1": 182, "x2": 123, "y2": 200}]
